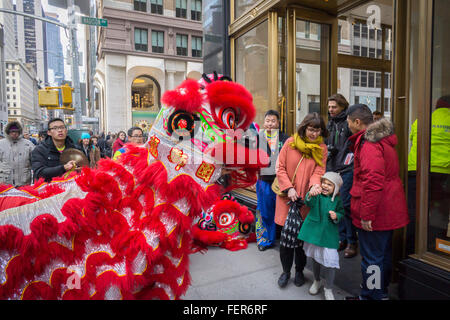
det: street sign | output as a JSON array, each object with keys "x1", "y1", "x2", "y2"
[{"x1": 81, "y1": 16, "x2": 107, "y2": 27}]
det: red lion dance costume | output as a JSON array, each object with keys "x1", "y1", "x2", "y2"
[{"x1": 0, "y1": 74, "x2": 268, "y2": 300}]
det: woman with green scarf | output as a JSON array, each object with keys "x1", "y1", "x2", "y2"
[{"x1": 275, "y1": 112, "x2": 329, "y2": 288}]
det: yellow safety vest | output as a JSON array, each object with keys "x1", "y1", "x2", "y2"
[{"x1": 408, "y1": 107, "x2": 450, "y2": 174}]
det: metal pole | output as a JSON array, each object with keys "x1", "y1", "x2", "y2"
[
  {"x1": 89, "y1": 0, "x2": 97, "y2": 133},
  {"x1": 67, "y1": 0, "x2": 82, "y2": 129}
]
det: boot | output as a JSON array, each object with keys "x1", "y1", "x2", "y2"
[
  {"x1": 344, "y1": 243, "x2": 357, "y2": 258},
  {"x1": 294, "y1": 271, "x2": 305, "y2": 287},
  {"x1": 309, "y1": 280, "x2": 322, "y2": 295},
  {"x1": 277, "y1": 272, "x2": 290, "y2": 288},
  {"x1": 324, "y1": 288, "x2": 335, "y2": 300}
]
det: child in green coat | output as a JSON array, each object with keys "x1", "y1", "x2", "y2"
[{"x1": 298, "y1": 171, "x2": 344, "y2": 300}]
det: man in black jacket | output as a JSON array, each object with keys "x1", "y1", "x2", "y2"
[
  {"x1": 31, "y1": 118, "x2": 77, "y2": 182},
  {"x1": 325, "y1": 94, "x2": 358, "y2": 258},
  {"x1": 256, "y1": 110, "x2": 289, "y2": 252}
]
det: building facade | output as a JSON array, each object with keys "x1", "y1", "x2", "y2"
[
  {"x1": 45, "y1": 12, "x2": 65, "y2": 86},
  {"x1": 203, "y1": 0, "x2": 449, "y2": 299},
  {"x1": 95, "y1": 0, "x2": 204, "y2": 134},
  {"x1": 6, "y1": 60, "x2": 43, "y2": 132}
]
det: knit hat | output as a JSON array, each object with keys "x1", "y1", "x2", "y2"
[
  {"x1": 321, "y1": 171, "x2": 343, "y2": 202},
  {"x1": 81, "y1": 132, "x2": 91, "y2": 140}
]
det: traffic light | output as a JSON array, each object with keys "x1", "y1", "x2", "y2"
[
  {"x1": 38, "y1": 89, "x2": 59, "y2": 108},
  {"x1": 61, "y1": 84, "x2": 73, "y2": 107}
]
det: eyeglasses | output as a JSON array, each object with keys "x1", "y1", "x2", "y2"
[
  {"x1": 306, "y1": 127, "x2": 321, "y2": 134},
  {"x1": 130, "y1": 135, "x2": 143, "y2": 138},
  {"x1": 49, "y1": 126, "x2": 67, "y2": 131}
]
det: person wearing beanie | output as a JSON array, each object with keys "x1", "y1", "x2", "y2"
[
  {"x1": 0, "y1": 121, "x2": 35, "y2": 186},
  {"x1": 297, "y1": 171, "x2": 345, "y2": 300},
  {"x1": 406, "y1": 95, "x2": 450, "y2": 256}
]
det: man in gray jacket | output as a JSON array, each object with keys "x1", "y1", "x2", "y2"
[{"x1": 0, "y1": 121, "x2": 35, "y2": 186}]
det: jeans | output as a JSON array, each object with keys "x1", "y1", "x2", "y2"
[
  {"x1": 256, "y1": 180, "x2": 277, "y2": 247},
  {"x1": 358, "y1": 228, "x2": 393, "y2": 300},
  {"x1": 339, "y1": 170, "x2": 357, "y2": 244}
]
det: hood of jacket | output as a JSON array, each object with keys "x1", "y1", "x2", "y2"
[
  {"x1": 364, "y1": 118, "x2": 395, "y2": 144},
  {"x1": 5, "y1": 121, "x2": 23, "y2": 136}
]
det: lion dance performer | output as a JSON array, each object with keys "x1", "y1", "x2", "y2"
[{"x1": 0, "y1": 73, "x2": 269, "y2": 300}]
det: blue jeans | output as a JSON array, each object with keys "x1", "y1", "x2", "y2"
[
  {"x1": 339, "y1": 170, "x2": 357, "y2": 244},
  {"x1": 358, "y1": 228, "x2": 393, "y2": 300},
  {"x1": 256, "y1": 180, "x2": 276, "y2": 247}
]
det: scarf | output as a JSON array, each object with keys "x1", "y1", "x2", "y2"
[{"x1": 289, "y1": 133, "x2": 324, "y2": 167}]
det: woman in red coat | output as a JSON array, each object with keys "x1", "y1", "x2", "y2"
[{"x1": 346, "y1": 104, "x2": 409, "y2": 300}]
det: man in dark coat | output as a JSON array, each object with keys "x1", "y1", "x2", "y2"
[
  {"x1": 325, "y1": 94, "x2": 357, "y2": 258},
  {"x1": 31, "y1": 118, "x2": 77, "y2": 182},
  {"x1": 346, "y1": 104, "x2": 409, "y2": 300}
]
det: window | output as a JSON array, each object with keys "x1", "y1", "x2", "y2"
[
  {"x1": 192, "y1": 36, "x2": 202, "y2": 57},
  {"x1": 369, "y1": 47, "x2": 376, "y2": 58},
  {"x1": 376, "y1": 72, "x2": 381, "y2": 88},
  {"x1": 368, "y1": 72, "x2": 375, "y2": 88},
  {"x1": 353, "y1": 24, "x2": 360, "y2": 38},
  {"x1": 352, "y1": 70, "x2": 360, "y2": 86},
  {"x1": 176, "y1": 0, "x2": 187, "y2": 18},
  {"x1": 353, "y1": 45, "x2": 360, "y2": 56},
  {"x1": 134, "y1": 0, "x2": 146, "y2": 12},
  {"x1": 361, "y1": 46, "x2": 368, "y2": 57},
  {"x1": 384, "y1": 73, "x2": 390, "y2": 89},
  {"x1": 305, "y1": 21, "x2": 310, "y2": 39},
  {"x1": 369, "y1": 28, "x2": 375, "y2": 40},
  {"x1": 191, "y1": 0, "x2": 202, "y2": 21},
  {"x1": 361, "y1": 24, "x2": 368, "y2": 38},
  {"x1": 152, "y1": 31, "x2": 164, "y2": 53},
  {"x1": 135, "y1": 28, "x2": 148, "y2": 52},
  {"x1": 150, "y1": 0, "x2": 163, "y2": 14},
  {"x1": 338, "y1": 25, "x2": 342, "y2": 43},
  {"x1": 360, "y1": 71, "x2": 367, "y2": 87},
  {"x1": 176, "y1": 34, "x2": 188, "y2": 56}
]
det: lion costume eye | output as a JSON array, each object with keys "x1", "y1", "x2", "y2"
[
  {"x1": 166, "y1": 110, "x2": 199, "y2": 140},
  {"x1": 216, "y1": 212, "x2": 235, "y2": 228},
  {"x1": 219, "y1": 107, "x2": 237, "y2": 130}
]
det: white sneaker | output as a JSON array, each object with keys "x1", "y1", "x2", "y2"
[
  {"x1": 324, "y1": 288, "x2": 335, "y2": 300},
  {"x1": 309, "y1": 280, "x2": 322, "y2": 295}
]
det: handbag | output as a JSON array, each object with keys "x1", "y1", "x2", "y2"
[
  {"x1": 271, "y1": 156, "x2": 304, "y2": 197},
  {"x1": 279, "y1": 198, "x2": 305, "y2": 248}
]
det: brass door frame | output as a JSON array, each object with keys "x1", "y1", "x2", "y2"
[
  {"x1": 408, "y1": 0, "x2": 450, "y2": 272},
  {"x1": 286, "y1": 6, "x2": 337, "y2": 135}
]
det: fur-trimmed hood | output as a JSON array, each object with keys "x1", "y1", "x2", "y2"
[
  {"x1": 5, "y1": 121, "x2": 23, "y2": 136},
  {"x1": 364, "y1": 118, "x2": 394, "y2": 143}
]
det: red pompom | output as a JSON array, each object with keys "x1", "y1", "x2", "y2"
[{"x1": 161, "y1": 79, "x2": 204, "y2": 113}]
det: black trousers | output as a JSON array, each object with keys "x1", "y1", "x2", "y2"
[{"x1": 279, "y1": 245, "x2": 307, "y2": 274}]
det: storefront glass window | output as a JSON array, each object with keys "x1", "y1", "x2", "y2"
[
  {"x1": 427, "y1": 0, "x2": 450, "y2": 257},
  {"x1": 131, "y1": 76, "x2": 160, "y2": 132},
  {"x1": 235, "y1": 20, "x2": 268, "y2": 126},
  {"x1": 235, "y1": 0, "x2": 257, "y2": 20}
]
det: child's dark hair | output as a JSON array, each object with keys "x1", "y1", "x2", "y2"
[{"x1": 264, "y1": 109, "x2": 280, "y2": 120}]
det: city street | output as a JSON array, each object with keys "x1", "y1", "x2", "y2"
[{"x1": 184, "y1": 242, "x2": 351, "y2": 300}]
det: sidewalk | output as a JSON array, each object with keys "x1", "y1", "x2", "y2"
[{"x1": 183, "y1": 242, "x2": 351, "y2": 300}]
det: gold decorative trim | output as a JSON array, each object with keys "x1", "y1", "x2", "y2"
[{"x1": 229, "y1": 0, "x2": 281, "y2": 36}]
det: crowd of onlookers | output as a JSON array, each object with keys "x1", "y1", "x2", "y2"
[{"x1": 0, "y1": 117, "x2": 145, "y2": 185}]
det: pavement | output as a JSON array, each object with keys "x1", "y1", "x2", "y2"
[{"x1": 183, "y1": 241, "x2": 354, "y2": 300}]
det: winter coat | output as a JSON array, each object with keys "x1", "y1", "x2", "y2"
[
  {"x1": 325, "y1": 111, "x2": 354, "y2": 173},
  {"x1": 0, "y1": 122, "x2": 35, "y2": 186},
  {"x1": 275, "y1": 137, "x2": 327, "y2": 225},
  {"x1": 348, "y1": 118, "x2": 409, "y2": 231},
  {"x1": 31, "y1": 135, "x2": 76, "y2": 182},
  {"x1": 89, "y1": 146, "x2": 101, "y2": 168},
  {"x1": 298, "y1": 192, "x2": 344, "y2": 249},
  {"x1": 112, "y1": 138, "x2": 126, "y2": 154}
]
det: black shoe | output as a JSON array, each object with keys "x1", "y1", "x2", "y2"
[
  {"x1": 278, "y1": 272, "x2": 290, "y2": 288},
  {"x1": 338, "y1": 241, "x2": 347, "y2": 251},
  {"x1": 294, "y1": 271, "x2": 305, "y2": 287},
  {"x1": 258, "y1": 245, "x2": 271, "y2": 251},
  {"x1": 345, "y1": 296, "x2": 361, "y2": 300}
]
